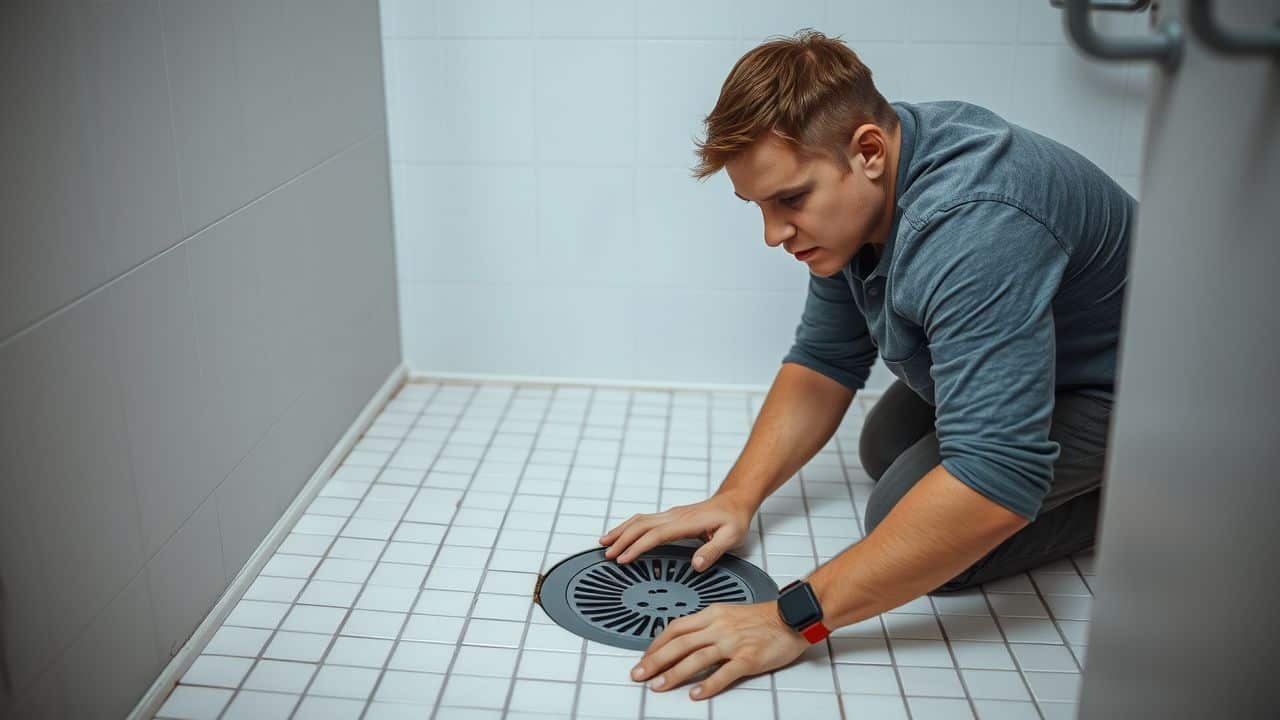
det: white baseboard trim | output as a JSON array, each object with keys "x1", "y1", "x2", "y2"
[
  {"x1": 129, "y1": 362, "x2": 408, "y2": 720},
  {"x1": 409, "y1": 369, "x2": 886, "y2": 401}
]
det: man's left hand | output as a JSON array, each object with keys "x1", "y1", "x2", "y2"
[{"x1": 630, "y1": 600, "x2": 809, "y2": 700}]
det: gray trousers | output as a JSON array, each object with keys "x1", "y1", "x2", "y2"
[{"x1": 859, "y1": 380, "x2": 1112, "y2": 593}]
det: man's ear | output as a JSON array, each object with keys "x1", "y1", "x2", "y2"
[{"x1": 846, "y1": 123, "x2": 887, "y2": 180}]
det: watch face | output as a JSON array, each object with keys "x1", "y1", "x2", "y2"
[{"x1": 778, "y1": 582, "x2": 822, "y2": 629}]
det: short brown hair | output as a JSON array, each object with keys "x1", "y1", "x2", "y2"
[{"x1": 691, "y1": 28, "x2": 897, "y2": 180}]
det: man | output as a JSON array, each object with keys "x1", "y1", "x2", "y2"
[{"x1": 598, "y1": 30, "x2": 1130, "y2": 700}]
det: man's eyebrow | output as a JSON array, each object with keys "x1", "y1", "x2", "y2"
[{"x1": 733, "y1": 184, "x2": 811, "y2": 203}]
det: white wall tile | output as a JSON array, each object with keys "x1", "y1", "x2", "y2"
[
  {"x1": 636, "y1": 40, "x2": 748, "y2": 167},
  {"x1": 382, "y1": 0, "x2": 436, "y2": 37},
  {"x1": 738, "y1": 0, "x2": 828, "y2": 44},
  {"x1": 391, "y1": 164, "x2": 538, "y2": 285},
  {"x1": 388, "y1": 38, "x2": 535, "y2": 163},
  {"x1": 637, "y1": 0, "x2": 737, "y2": 38},
  {"x1": 437, "y1": 0, "x2": 532, "y2": 36},
  {"x1": 826, "y1": 0, "x2": 910, "y2": 43},
  {"x1": 533, "y1": 0, "x2": 635, "y2": 37},
  {"x1": 906, "y1": 0, "x2": 1021, "y2": 43},
  {"x1": 535, "y1": 40, "x2": 636, "y2": 164},
  {"x1": 1006, "y1": 44, "x2": 1130, "y2": 175}
]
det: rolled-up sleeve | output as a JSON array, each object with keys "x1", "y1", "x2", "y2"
[
  {"x1": 781, "y1": 270, "x2": 879, "y2": 393},
  {"x1": 913, "y1": 202, "x2": 1070, "y2": 520}
]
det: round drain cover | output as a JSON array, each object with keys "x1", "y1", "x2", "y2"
[{"x1": 537, "y1": 545, "x2": 778, "y2": 650}]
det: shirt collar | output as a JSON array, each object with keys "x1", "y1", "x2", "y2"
[{"x1": 857, "y1": 102, "x2": 916, "y2": 283}]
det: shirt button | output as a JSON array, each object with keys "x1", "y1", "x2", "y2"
[{"x1": 868, "y1": 287, "x2": 879, "y2": 296}]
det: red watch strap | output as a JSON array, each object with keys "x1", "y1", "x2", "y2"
[{"x1": 800, "y1": 621, "x2": 831, "y2": 643}]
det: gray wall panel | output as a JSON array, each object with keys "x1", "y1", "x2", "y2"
[
  {"x1": 0, "y1": 1, "x2": 399, "y2": 715},
  {"x1": 0, "y1": 0, "x2": 184, "y2": 340}
]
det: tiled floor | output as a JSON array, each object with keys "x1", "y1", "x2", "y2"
[{"x1": 152, "y1": 380, "x2": 1095, "y2": 720}]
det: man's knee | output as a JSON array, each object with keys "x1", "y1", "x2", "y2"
[{"x1": 858, "y1": 402, "x2": 895, "y2": 481}]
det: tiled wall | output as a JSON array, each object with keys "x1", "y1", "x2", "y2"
[
  {"x1": 0, "y1": 1, "x2": 400, "y2": 716},
  {"x1": 382, "y1": 0, "x2": 1150, "y2": 391}
]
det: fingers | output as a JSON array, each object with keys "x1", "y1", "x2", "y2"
[
  {"x1": 650, "y1": 646, "x2": 723, "y2": 692},
  {"x1": 633, "y1": 627, "x2": 717, "y2": 683},
  {"x1": 690, "y1": 657, "x2": 753, "y2": 700},
  {"x1": 603, "y1": 516, "x2": 661, "y2": 561},
  {"x1": 692, "y1": 525, "x2": 739, "y2": 572},
  {"x1": 640, "y1": 610, "x2": 714, "y2": 662},
  {"x1": 599, "y1": 515, "x2": 636, "y2": 546},
  {"x1": 616, "y1": 520, "x2": 697, "y2": 563}
]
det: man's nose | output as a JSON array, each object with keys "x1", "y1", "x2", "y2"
[{"x1": 763, "y1": 215, "x2": 794, "y2": 249}]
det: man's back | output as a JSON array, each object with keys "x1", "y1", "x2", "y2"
[
  {"x1": 784, "y1": 99, "x2": 1135, "y2": 518},
  {"x1": 888, "y1": 100, "x2": 1134, "y2": 397}
]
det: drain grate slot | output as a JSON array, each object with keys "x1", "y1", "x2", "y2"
[{"x1": 538, "y1": 544, "x2": 778, "y2": 650}]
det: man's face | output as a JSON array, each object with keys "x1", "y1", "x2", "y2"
[{"x1": 726, "y1": 127, "x2": 891, "y2": 278}]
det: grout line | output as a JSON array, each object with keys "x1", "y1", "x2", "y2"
[
  {"x1": 795, "y1": 436, "x2": 850, "y2": 719},
  {"x1": 740, "y1": 392, "x2": 786, "y2": 720},
  {"x1": 325, "y1": 382, "x2": 474, "y2": 719},
  {"x1": 337, "y1": 381, "x2": 503, "y2": 719},
  {"x1": 213, "y1": 382, "x2": 448, "y2": 719},
  {"x1": 1024, "y1": 571, "x2": 1086, "y2": 674},
  {"x1": 205, "y1": 385, "x2": 435, "y2": 719},
  {"x1": 0, "y1": 131, "x2": 382, "y2": 354},
  {"x1": 493, "y1": 386, "x2": 595, "y2": 718},
  {"x1": 568, "y1": 389, "x2": 634, "y2": 717},
  {"x1": 635, "y1": 388, "x2": 674, "y2": 719},
  {"x1": 977, "y1": 581, "x2": 1047, "y2": 720}
]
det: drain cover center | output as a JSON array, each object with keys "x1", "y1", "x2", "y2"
[
  {"x1": 538, "y1": 544, "x2": 778, "y2": 650},
  {"x1": 619, "y1": 581, "x2": 700, "y2": 616}
]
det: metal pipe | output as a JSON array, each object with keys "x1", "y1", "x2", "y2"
[{"x1": 1062, "y1": 0, "x2": 1183, "y2": 68}]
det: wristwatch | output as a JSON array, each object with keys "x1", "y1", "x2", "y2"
[{"x1": 776, "y1": 579, "x2": 831, "y2": 643}]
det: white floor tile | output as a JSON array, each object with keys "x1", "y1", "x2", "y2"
[
  {"x1": 963, "y1": 668, "x2": 1034, "y2": 701},
  {"x1": 972, "y1": 699, "x2": 1041, "y2": 720},
  {"x1": 517, "y1": 648, "x2": 582, "y2": 681},
  {"x1": 839, "y1": 693, "x2": 909, "y2": 719},
  {"x1": 452, "y1": 645, "x2": 519, "y2": 678},
  {"x1": 308, "y1": 664, "x2": 380, "y2": 699},
  {"x1": 220, "y1": 690, "x2": 299, "y2": 720},
  {"x1": 155, "y1": 686, "x2": 233, "y2": 720},
  {"x1": 293, "y1": 695, "x2": 366, "y2": 720},
  {"x1": 242, "y1": 660, "x2": 317, "y2": 694},
  {"x1": 413, "y1": 588, "x2": 474, "y2": 616},
  {"x1": 439, "y1": 674, "x2": 512, "y2": 710},
  {"x1": 245, "y1": 575, "x2": 307, "y2": 602},
  {"x1": 299, "y1": 580, "x2": 363, "y2": 608},
  {"x1": 263, "y1": 630, "x2": 332, "y2": 662},
  {"x1": 509, "y1": 678, "x2": 576, "y2": 715},
  {"x1": 179, "y1": 654, "x2": 253, "y2": 688},
  {"x1": 387, "y1": 639, "x2": 456, "y2": 673},
  {"x1": 401, "y1": 613, "x2": 465, "y2": 644},
  {"x1": 907, "y1": 696, "x2": 975, "y2": 719},
  {"x1": 373, "y1": 670, "x2": 445, "y2": 704},
  {"x1": 898, "y1": 666, "x2": 966, "y2": 697},
  {"x1": 166, "y1": 382, "x2": 1102, "y2": 718},
  {"x1": 326, "y1": 636, "x2": 394, "y2": 668},
  {"x1": 204, "y1": 626, "x2": 271, "y2": 658},
  {"x1": 282, "y1": 605, "x2": 348, "y2": 635}
]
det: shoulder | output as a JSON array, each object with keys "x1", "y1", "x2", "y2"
[{"x1": 890, "y1": 200, "x2": 1068, "y2": 318}]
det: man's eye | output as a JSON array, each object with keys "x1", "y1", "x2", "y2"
[{"x1": 782, "y1": 193, "x2": 806, "y2": 207}]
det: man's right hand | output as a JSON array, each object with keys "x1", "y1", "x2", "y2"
[{"x1": 598, "y1": 492, "x2": 758, "y2": 571}]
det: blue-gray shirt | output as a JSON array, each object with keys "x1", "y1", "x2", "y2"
[{"x1": 782, "y1": 100, "x2": 1134, "y2": 520}]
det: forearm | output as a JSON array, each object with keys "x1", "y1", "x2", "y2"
[
  {"x1": 807, "y1": 463, "x2": 1030, "y2": 629},
  {"x1": 715, "y1": 362, "x2": 854, "y2": 510}
]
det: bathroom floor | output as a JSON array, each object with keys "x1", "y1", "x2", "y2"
[{"x1": 152, "y1": 380, "x2": 1095, "y2": 720}]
